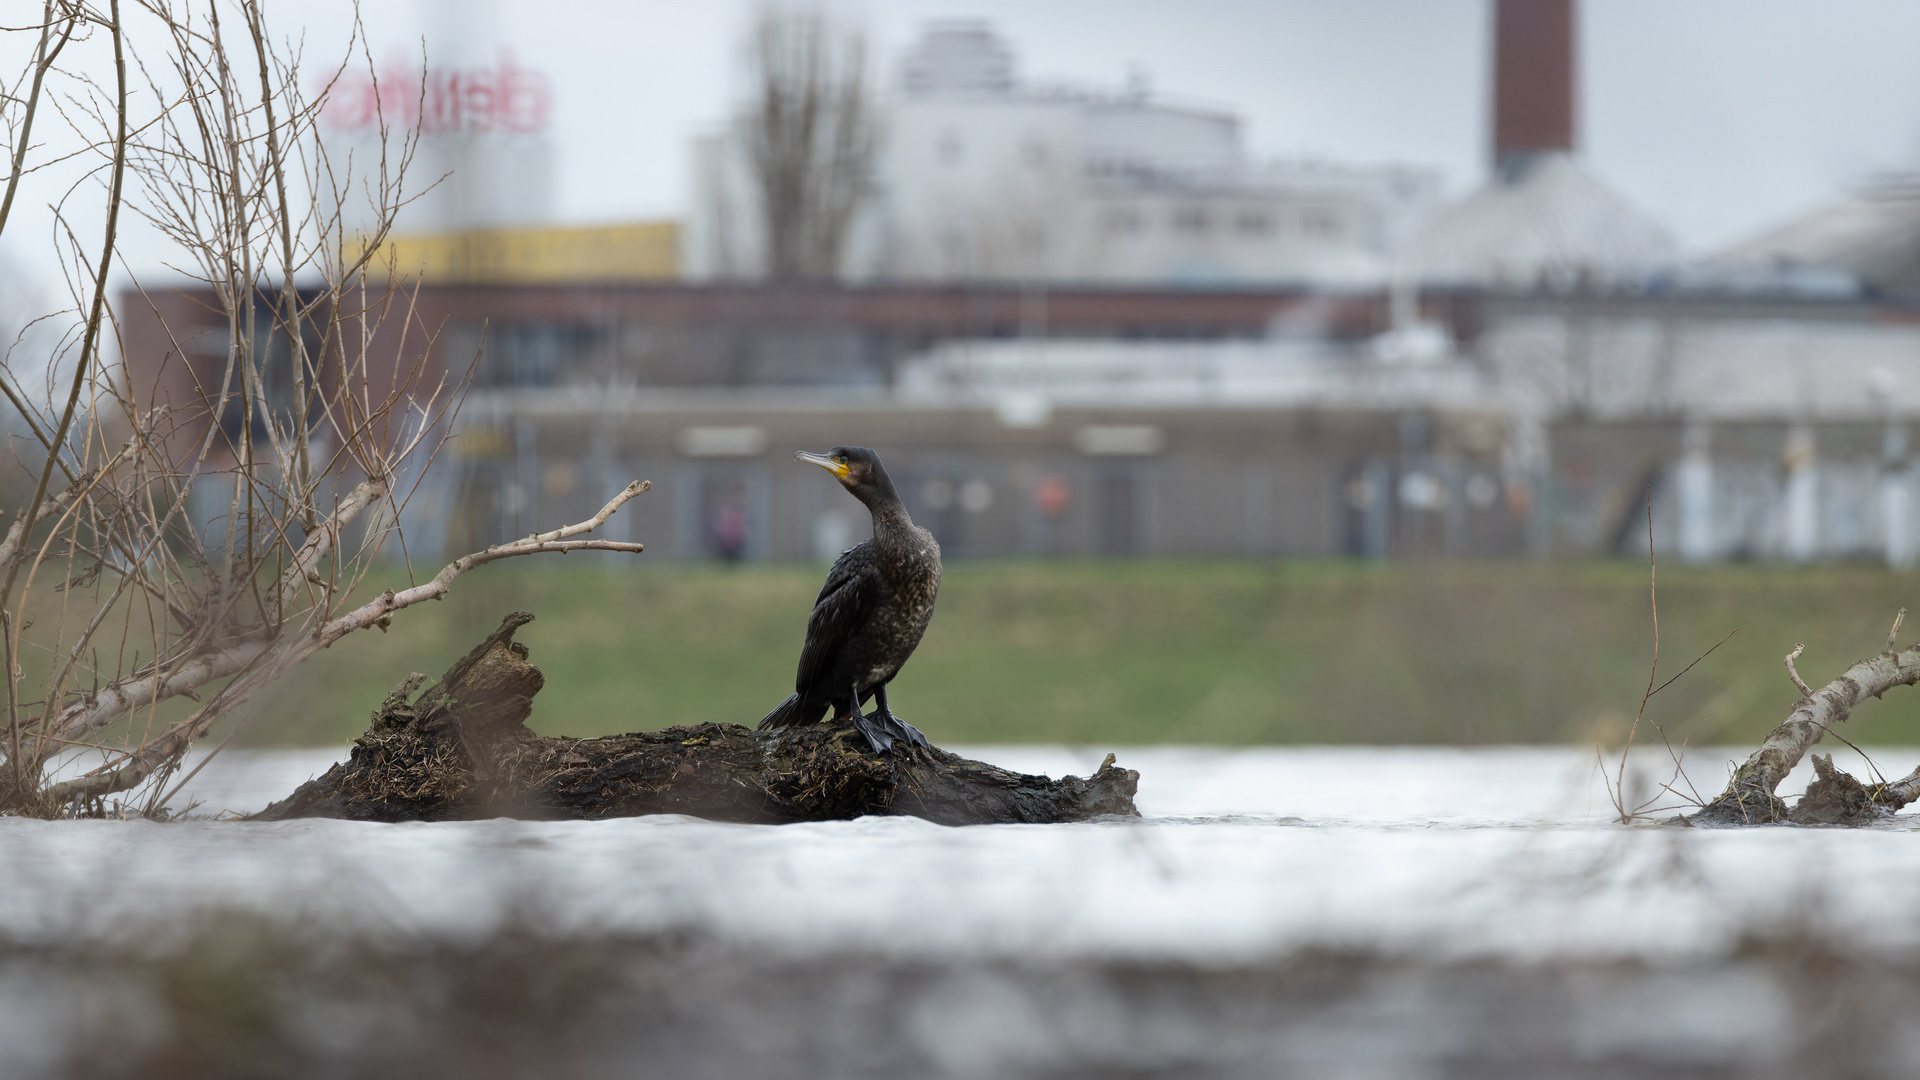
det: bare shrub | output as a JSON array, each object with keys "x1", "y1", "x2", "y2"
[{"x1": 0, "y1": 0, "x2": 644, "y2": 817}]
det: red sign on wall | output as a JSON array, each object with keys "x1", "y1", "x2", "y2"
[{"x1": 322, "y1": 50, "x2": 552, "y2": 136}]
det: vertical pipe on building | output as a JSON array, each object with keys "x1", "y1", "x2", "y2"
[
  {"x1": 1396, "y1": 413, "x2": 1430, "y2": 557},
  {"x1": 1527, "y1": 464, "x2": 1552, "y2": 558},
  {"x1": 1363, "y1": 460, "x2": 1392, "y2": 560},
  {"x1": 1442, "y1": 456, "x2": 1466, "y2": 557},
  {"x1": 514, "y1": 415, "x2": 538, "y2": 541},
  {"x1": 1502, "y1": 409, "x2": 1551, "y2": 558},
  {"x1": 1677, "y1": 419, "x2": 1713, "y2": 563},
  {"x1": 1884, "y1": 422, "x2": 1912, "y2": 570},
  {"x1": 1783, "y1": 423, "x2": 1818, "y2": 562}
]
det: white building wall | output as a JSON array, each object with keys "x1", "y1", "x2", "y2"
[
  {"x1": 1079, "y1": 102, "x2": 1240, "y2": 170},
  {"x1": 872, "y1": 95, "x2": 1091, "y2": 280},
  {"x1": 686, "y1": 22, "x2": 1438, "y2": 286}
]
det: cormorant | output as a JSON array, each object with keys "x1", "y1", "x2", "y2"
[{"x1": 759, "y1": 446, "x2": 939, "y2": 753}]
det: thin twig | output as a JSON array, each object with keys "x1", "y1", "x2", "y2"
[
  {"x1": 1649, "y1": 628, "x2": 1738, "y2": 700},
  {"x1": 1605, "y1": 492, "x2": 1731, "y2": 823},
  {"x1": 1784, "y1": 643, "x2": 1814, "y2": 698}
]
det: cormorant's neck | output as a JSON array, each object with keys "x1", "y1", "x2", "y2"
[
  {"x1": 871, "y1": 499, "x2": 913, "y2": 537},
  {"x1": 855, "y1": 476, "x2": 914, "y2": 538}
]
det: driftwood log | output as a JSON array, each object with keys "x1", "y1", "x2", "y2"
[
  {"x1": 255, "y1": 612, "x2": 1140, "y2": 825},
  {"x1": 1688, "y1": 609, "x2": 1920, "y2": 826}
]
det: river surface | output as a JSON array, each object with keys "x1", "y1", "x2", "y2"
[{"x1": 6, "y1": 745, "x2": 1919, "y2": 1079}]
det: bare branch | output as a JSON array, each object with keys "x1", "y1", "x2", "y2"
[
  {"x1": 273, "y1": 475, "x2": 386, "y2": 618},
  {"x1": 50, "y1": 484, "x2": 653, "y2": 804},
  {"x1": 47, "y1": 638, "x2": 271, "y2": 745},
  {"x1": 526, "y1": 480, "x2": 650, "y2": 544},
  {"x1": 0, "y1": 3, "x2": 79, "y2": 241},
  {"x1": 1877, "y1": 765, "x2": 1920, "y2": 812},
  {"x1": 317, "y1": 534, "x2": 646, "y2": 649},
  {"x1": 1700, "y1": 629, "x2": 1920, "y2": 823},
  {"x1": 0, "y1": 0, "x2": 127, "y2": 622}
]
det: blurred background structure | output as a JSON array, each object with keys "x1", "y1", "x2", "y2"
[{"x1": 113, "y1": 0, "x2": 1920, "y2": 567}]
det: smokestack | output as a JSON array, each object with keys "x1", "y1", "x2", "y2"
[{"x1": 1492, "y1": 0, "x2": 1575, "y2": 181}]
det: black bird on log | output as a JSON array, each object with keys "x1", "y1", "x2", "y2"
[{"x1": 760, "y1": 446, "x2": 939, "y2": 753}]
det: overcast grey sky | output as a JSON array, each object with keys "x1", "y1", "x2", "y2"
[
  {"x1": 10, "y1": 0, "x2": 1920, "y2": 287},
  {"x1": 418, "y1": 0, "x2": 1920, "y2": 253}
]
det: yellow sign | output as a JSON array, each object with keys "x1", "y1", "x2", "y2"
[{"x1": 358, "y1": 221, "x2": 678, "y2": 283}]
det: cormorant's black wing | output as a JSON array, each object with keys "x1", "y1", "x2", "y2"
[{"x1": 796, "y1": 540, "x2": 880, "y2": 694}]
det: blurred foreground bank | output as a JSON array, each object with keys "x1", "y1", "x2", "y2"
[{"x1": 8, "y1": 746, "x2": 1920, "y2": 1080}]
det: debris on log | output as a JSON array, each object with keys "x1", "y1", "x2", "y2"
[
  {"x1": 255, "y1": 612, "x2": 1139, "y2": 826},
  {"x1": 1782, "y1": 754, "x2": 1918, "y2": 826},
  {"x1": 1688, "y1": 608, "x2": 1920, "y2": 826}
]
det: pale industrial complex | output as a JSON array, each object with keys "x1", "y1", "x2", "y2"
[{"x1": 117, "y1": 1, "x2": 1920, "y2": 566}]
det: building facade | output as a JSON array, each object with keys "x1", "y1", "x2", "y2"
[
  {"x1": 115, "y1": 277, "x2": 1920, "y2": 565},
  {"x1": 115, "y1": 279, "x2": 1512, "y2": 562},
  {"x1": 435, "y1": 392, "x2": 1515, "y2": 565},
  {"x1": 687, "y1": 22, "x2": 1439, "y2": 287}
]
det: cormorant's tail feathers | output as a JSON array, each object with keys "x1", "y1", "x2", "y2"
[{"x1": 758, "y1": 693, "x2": 823, "y2": 731}]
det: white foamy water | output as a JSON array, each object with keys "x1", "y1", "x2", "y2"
[{"x1": 6, "y1": 745, "x2": 1920, "y2": 965}]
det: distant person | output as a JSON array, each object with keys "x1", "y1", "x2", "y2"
[{"x1": 709, "y1": 491, "x2": 748, "y2": 562}]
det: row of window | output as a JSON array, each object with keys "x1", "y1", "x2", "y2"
[{"x1": 1103, "y1": 205, "x2": 1345, "y2": 239}]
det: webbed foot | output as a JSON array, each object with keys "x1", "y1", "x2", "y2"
[
  {"x1": 849, "y1": 712, "x2": 897, "y2": 754},
  {"x1": 875, "y1": 710, "x2": 931, "y2": 749}
]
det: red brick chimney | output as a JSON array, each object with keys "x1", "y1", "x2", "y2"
[{"x1": 1493, "y1": 0, "x2": 1575, "y2": 180}]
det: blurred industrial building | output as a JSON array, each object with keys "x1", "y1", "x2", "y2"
[
  {"x1": 687, "y1": 21, "x2": 1441, "y2": 287},
  {"x1": 117, "y1": 0, "x2": 1920, "y2": 565}
]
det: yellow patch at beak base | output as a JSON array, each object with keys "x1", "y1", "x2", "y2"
[{"x1": 795, "y1": 450, "x2": 851, "y2": 480}]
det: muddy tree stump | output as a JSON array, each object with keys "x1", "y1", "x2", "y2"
[{"x1": 255, "y1": 613, "x2": 1140, "y2": 825}]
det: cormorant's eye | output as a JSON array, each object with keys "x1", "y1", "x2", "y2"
[{"x1": 835, "y1": 456, "x2": 847, "y2": 465}]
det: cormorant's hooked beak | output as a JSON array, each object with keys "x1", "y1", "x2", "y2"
[{"x1": 796, "y1": 450, "x2": 850, "y2": 480}]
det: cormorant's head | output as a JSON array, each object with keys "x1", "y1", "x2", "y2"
[{"x1": 797, "y1": 446, "x2": 897, "y2": 506}]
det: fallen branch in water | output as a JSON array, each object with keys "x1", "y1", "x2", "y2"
[
  {"x1": 254, "y1": 612, "x2": 1140, "y2": 826},
  {"x1": 46, "y1": 484, "x2": 651, "y2": 809},
  {"x1": 1688, "y1": 607, "x2": 1920, "y2": 826}
]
